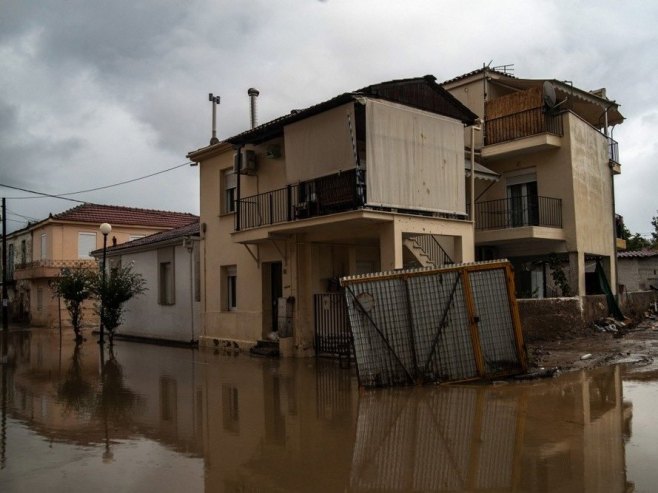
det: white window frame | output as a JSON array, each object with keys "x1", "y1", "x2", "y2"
[
  {"x1": 78, "y1": 232, "x2": 97, "y2": 259},
  {"x1": 222, "y1": 169, "x2": 237, "y2": 214},
  {"x1": 40, "y1": 234, "x2": 47, "y2": 260},
  {"x1": 223, "y1": 265, "x2": 237, "y2": 311}
]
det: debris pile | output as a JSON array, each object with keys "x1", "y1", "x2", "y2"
[{"x1": 593, "y1": 317, "x2": 631, "y2": 336}]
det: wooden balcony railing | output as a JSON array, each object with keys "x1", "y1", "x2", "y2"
[
  {"x1": 474, "y1": 196, "x2": 562, "y2": 230},
  {"x1": 235, "y1": 169, "x2": 365, "y2": 231},
  {"x1": 485, "y1": 107, "x2": 563, "y2": 146}
]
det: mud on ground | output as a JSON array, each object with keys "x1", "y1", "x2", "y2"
[{"x1": 527, "y1": 316, "x2": 658, "y2": 380}]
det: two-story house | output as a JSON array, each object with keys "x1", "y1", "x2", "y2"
[
  {"x1": 187, "y1": 76, "x2": 487, "y2": 354},
  {"x1": 6, "y1": 203, "x2": 198, "y2": 328},
  {"x1": 442, "y1": 68, "x2": 624, "y2": 298}
]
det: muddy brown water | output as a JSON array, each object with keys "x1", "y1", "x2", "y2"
[{"x1": 0, "y1": 328, "x2": 657, "y2": 492}]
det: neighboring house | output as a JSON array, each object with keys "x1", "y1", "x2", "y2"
[
  {"x1": 442, "y1": 67, "x2": 625, "y2": 298},
  {"x1": 93, "y1": 221, "x2": 201, "y2": 344},
  {"x1": 617, "y1": 250, "x2": 658, "y2": 293},
  {"x1": 4, "y1": 203, "x2": 198, "y2": 328},
  {"x1": 188, "y1": 75, "x2": 485, "y2": 353}
]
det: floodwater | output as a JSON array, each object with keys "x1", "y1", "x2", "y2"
[{"x1": 1, "y1": 329, "x2": 657, "y2": 492}]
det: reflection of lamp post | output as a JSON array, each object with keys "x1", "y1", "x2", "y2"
[{"x1": 99, "y1": 223, "x2": 112, "y2": 345}]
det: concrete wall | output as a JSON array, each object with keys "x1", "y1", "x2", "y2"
[
  {"x1": 618, "y1": 257, "x2": 658, "y2": 292},
  {"x1": 115, "y1": 243, "x2": 201, "y2": 343},
  {"x1": 520, "y1": 292, "x2": 658, "y2": 342}
]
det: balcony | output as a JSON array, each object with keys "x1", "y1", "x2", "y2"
[
  {"x1": 475, "y1": 195, "x2": 562, "y2": 230},
  {"x1": 609, "y1": 137, "x2": 621, "y2": 175},
  {"x1": 14, "y1": 259, "x2": 98, "y2": 280},
  {"x1": 483, "y1": 107, "x2": 563, "y2": 159},
  {"x1": 235, "y1": 169, "x2": 365, "y2": 231}
]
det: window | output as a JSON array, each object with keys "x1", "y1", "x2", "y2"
[
  {"x1": 222, "y1": 169, "x2": 237, "y2": 214},
  {"x1": 159, "y1": 262, "x2": 175, "y2": 305},
  {"x1": 21, "y1": 240, "x2": 26, "y2": 265},
  {"x1": 222, "y1": 265, "x2": 237, "y2": 310},
  {"x1": 40, "y1": 234, "x2": 47, "y2": 260},
  {"x1": 78, "y1": 232, "x2": 97, "y2": 259},
  {"x1": 506, "y1": 171, "x2": 538, "y2": 227},
  {"x1": 37, "y1": 288, "x2": 43, "y2": 311}
]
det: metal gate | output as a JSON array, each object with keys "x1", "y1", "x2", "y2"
[
  {"x1": 341, "y1": 260, "x2": 527, "y2": 387},
  {"x1": 314, "y1": 292, "x2": 352, "y2": 359}
]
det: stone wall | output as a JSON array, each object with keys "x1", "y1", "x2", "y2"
[{"x1": 519, "y1": 292, "x2": 658, "y2": 342}]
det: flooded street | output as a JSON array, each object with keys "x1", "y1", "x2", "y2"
[{"x1": 1, "y1": 328, "x2": 657, "y2": 492}]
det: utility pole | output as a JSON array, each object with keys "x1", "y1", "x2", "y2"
[{"x1": 1, "y1": 197, "x2": 8, "y2": 367}]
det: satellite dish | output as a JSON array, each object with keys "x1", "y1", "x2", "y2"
[{"x1": 543, "y1": 81, "x2": 557, "y2": 108}]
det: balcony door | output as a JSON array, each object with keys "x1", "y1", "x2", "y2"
[{"x1": 507, "y1": 172, "x2": 538, "y2": 227}]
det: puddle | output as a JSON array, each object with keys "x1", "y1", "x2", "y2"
[{"x1": 1, "y1": 328, "x2": 657, "y2": 491}]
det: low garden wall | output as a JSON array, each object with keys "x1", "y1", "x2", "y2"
[{"x1": 519, "y1": 291, "x2": 658, "y2": 342}]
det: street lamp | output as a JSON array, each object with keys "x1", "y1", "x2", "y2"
[{"x1": 99, "y1": 223, "x2": 112, "y2": 345}]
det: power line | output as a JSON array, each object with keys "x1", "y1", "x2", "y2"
[
  {"x1": 2, "y1": 161, "x2": 193, "y2": 200},
  {"x1": 0, "y1": 183, "x2": 86, "y2": 203}
]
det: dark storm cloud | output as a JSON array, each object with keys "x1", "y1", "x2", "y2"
[{"x1": 0, "y1": 0, "x2": 656, "y2": 235}]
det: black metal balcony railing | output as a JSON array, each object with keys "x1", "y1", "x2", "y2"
[
  {"x1": 474, "y1": 196, "x2": 562, "y2": 230},
  {"x1": 485, "y1": 107, "x2": 564, "y2": 146},
  {"x1": 608, "y1": 137, "x2": 619, "y2": 163},
  {"x1": 235, "y1": 169, "x2": 365, "y2": 231}
]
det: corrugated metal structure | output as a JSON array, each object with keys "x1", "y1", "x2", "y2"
[{"x1": 340, "y1": 260, "x2": 527, "y2": 387}]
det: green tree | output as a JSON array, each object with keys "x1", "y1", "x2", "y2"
[
  {"x1": 621, "y1": 219, "x2": 654, "y2": 251},
  {"x1": 93, "y1": 265, "x2": 146, "y2": 345},
  {"x1": 652, "y1": 212, "x2": 658, "y2": 247},
  {"x1": 51, "y1": 267, "x2": 95, "y2": 342}
]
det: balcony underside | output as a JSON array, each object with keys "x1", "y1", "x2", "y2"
[
  {"x1": 232, "y1": 209, "x2": 471, "y2": 244},
  {"x1": 475, "y1": 225, "x2": 566, "y2": 245},
  {"x1": 482, "y1": 133, "x2": 562, "y2": 160}
]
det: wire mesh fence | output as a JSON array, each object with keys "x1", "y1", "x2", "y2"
[{"x1": 341, "y1": 261, "x2": 527, "y2": 388}]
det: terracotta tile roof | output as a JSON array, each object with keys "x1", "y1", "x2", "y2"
[
  {"x1": 618, "y1": 249, "x2": 658, "y2": 259},
  {"x1": 95, "y1": 221, "x2": 200, "y2": 256},
  {"x1": 51, "y1": 203, "x2": 198, "y2": 229}
]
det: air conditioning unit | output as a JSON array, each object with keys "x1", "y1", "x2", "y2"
[{"x1": 233, "y1": 149, "x2": 258, "y2": 174}]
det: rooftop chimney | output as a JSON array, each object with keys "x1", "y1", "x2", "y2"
[
  {"x1": 248, "y1": 88, "x2": 259, "y2": 129},
  {"x1": 209, "y1": 93, "x2": 220, "y2": 145}
]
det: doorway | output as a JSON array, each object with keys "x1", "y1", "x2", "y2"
[{"x1": 262, "y1": 262, "x2": 283, "y2": 337}]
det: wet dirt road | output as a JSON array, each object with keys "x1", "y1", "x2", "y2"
[{"x1": 1, "y1": 327, "x2": 656, "y2": 492}]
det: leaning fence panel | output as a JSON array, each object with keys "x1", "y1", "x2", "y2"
[{"x1": 341, "y1": 260, "x2": 527, "y2": 388}]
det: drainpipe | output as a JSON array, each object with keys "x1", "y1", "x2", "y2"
[
  {"x1": 602, "y1": 95, "x2": 619, "y2": 297},
  {"x1": 235, "y1": 146, "x2": 242, "y2": 231},
  {"x1": 470, "y1": 120, "x2": 482, "y2": 223}
]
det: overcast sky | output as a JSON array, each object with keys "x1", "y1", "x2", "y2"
[{"x1": 1, "y1": 0, "x2": 656, "y2": 236}]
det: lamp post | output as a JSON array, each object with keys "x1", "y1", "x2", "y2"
[{"x1": 99, "y1": 223, "x2": 112, "y2": 345}]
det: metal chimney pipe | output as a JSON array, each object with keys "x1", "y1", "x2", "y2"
[
  {"x1": 209, "y1": 93, "x2": 220, "y2": 145},
  {"x1": 248, "y1": 88, "x2": 259, "y2": 129}
]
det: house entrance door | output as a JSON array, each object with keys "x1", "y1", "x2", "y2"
[{"x1": 270, "y1": 262, "x2": 283, "y2": 332}]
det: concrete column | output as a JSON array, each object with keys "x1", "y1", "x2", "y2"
[
  {"x1": 379, "y1": 221, "x2": 403, "y2": 271},
  {"x1": 568, "y1": 251, "x2": 585, "y2": 296},
  {"x1": 291, "y1": 234, "x2": 314, "y2": 356}
]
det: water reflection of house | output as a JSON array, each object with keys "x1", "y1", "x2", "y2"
[
  {"x1": 5, "y1": 332, "x2": 204, "y2": 456},
  {"x1": 200, "y1": 354, "x2": 358, "y2": 492}
]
